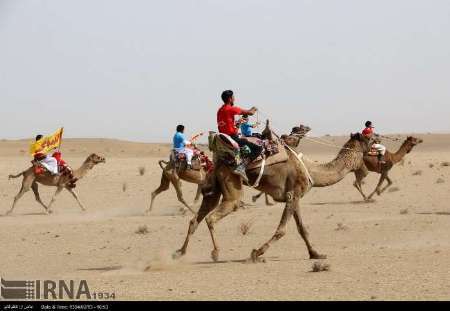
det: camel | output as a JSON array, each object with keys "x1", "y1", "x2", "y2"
[
  {"x1": 7, "y1": 153, "x2": 106, "y2": 215},
  {"x1": 148, "y1": 159, "x2": 207, "y2": 214},
  {"x1": 148, "y1": 153, "x2": 275, "y2": 215},
  {"x1": 173, "y1": 122, "x2": 370, "y2": 263},
  {"x1": 354, "y1": 136, "x2": 423, "y2": 200},
  {"x1": 252, "y1": 126, "x2": 371, "y2": 202}
]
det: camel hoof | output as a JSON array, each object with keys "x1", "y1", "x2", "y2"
[
  {"x1": 310, "y1": 252, "x2": 327, "y2": 260},
  {"x1": 172, "y1": 250, "x2": 184, "y2": 260},
  {"x1": 252, "y1": 196, "x2": 258, "y2": 203},
  {"x1": 211, "y1": 249, "x2": 219, "y2": 262},
  {"x1": 249, "y1": 249, "x2": 266, "y2": 263},
  {"x1": 47, "y1": 209, "x2": 53, "y2": 215}
]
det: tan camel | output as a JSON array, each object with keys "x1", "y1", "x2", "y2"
[
  {"x1": 354, "y1": 136, "x2": 423, "y2": 200},
  {"x1": 253, "y1": 126, "x2": 370, "y2": 202},
  {"x1": 149, "y1": 152, "x2": 275, "y2": 215},
  {"x1": 7, "y1": 153, "x2": 106, "y2": 215},
  {"x1": 173, "y1": 124, "x2": 370, "y2": 263},
  {"x1": 148, "y1": 159, "x2": 207, "y2": 214}
]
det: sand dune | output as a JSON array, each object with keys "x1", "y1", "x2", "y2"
[{"x1": 1, "y1": 134, "x2": 449, "y2": 300}]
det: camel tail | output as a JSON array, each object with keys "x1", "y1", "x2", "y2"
[
  {"x1": 8, "y1": 171, "x2": 24, "y2": 180},
  {"x1": 159, "y1": 160, "x2": 169, "y2": 170}
]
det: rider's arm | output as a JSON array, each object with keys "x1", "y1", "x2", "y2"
[{"x1": 239, "y1": 107, "x2": 257, "y2": 116}]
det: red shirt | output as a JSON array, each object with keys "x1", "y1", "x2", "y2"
[
  {"x1": 52, "y1": 151, "x2": 67, "y2": 166},
  {"x1": 217, "y1": 104, "x2": 243, "y2": 136},
  {"x1": 362, "y1": 127, "x2": 374, "y2": 137}
]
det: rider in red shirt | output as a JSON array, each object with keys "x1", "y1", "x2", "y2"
[{"x1": 217, "y1": 90, "x2": 262, "y2": 182}]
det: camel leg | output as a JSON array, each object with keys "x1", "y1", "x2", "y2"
[
  {"x1": 251, "y1": 192, "x2": 274, "y2": 206},
  {"x1": 353, "y1": 168, "x2": 369, "y2": 201},
  {"x1": 47, "y1": 187, "x2": 64, "y2": 213},
  {"x1": 173, "y1": 190, "x2": 222, "y2": 260},
  {"x1": 6, "y1": 175, "x2": 34, "y2": 215},
  {"x1": 205, "y1": 198, "x2": 240, "y2": 262},
  {"x1": 66, "y1": 188, "x2": 86, "y2": 211},
  {"x1": 378, "y1": 175, "x2": 393, "y2": 195},
  {"x1": 193, "y1": 185, "x2": 202, "y2": 204},
  {"x1": 252, "y1": 192, "x2": 264, "y2": 203},
  {"x1": 148, "y1": 174, "x2": 171, "y2": 214},
  {"x1": 250, "y1": 191, "x2": 295, "y2": 262},
  {"x1": 293, "y1": 203, "x2": 326, "y2": 259},
  {"x1": 172, "y1": 178, "x2": 195, "y2": 214},
  {"x1": 368, "y1": 172, "x2": 387, "y2": 200},
  {"x1": 31, "y1": 182, "x2": 50, "y2": 213},
  {"x1": 265, "y1": 194, "x2": 274, "y2": 206}
]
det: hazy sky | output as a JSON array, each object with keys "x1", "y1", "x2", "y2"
[{"x1": 1, "y1": 0, "x2": 449, "y2": 142}]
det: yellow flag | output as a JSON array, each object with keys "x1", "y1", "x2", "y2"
[{"x1": 29, "y1": 128, "x2": 64, "y2": 156}]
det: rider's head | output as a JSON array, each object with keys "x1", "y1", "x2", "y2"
[
  {"x1": 221, "y1": 90, "x2": 234, "y2": 105},
  {"x1": 242, "y1": 114, "x2": 249, "y2": 122},
  {"x1": 35, "y1": 134, "x2": 43, "y2": 141},
  {"x1": 176, "y1": 125, "x2": 185, "y2": 133},
  {"x1": 365, "y1": 121, "x2": 373, "y2": 128}
]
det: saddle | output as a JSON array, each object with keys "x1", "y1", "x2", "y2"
[
  {"x1": 171, "y1": 149, "x2": 213, "y2": 173},
  {"x1": 208, "y1": 121, "x2": 288, "y2": 170}
]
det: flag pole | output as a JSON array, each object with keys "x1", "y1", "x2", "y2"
[{"x1": 58, "y1": 127, "x2": 64, "y2": 152}]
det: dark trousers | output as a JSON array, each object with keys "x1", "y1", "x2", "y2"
[{"x1": 231, "y1": 135, "x2": 263, "y2": 162}]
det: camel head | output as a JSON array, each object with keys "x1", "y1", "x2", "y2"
[
  {"x1": 85, "y1": 153, "x2": 106, "y2": 166},
  {"x1": 261, "y1": 120, "x2": 274, "y2": 141},
  {"x1": 404, "y1": 136, "x2": 423, "y2": 153},
  {"x1": 281, "y1": 124, "x2": 312, "y2": 148}
]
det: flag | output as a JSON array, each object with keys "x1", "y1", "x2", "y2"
[{"x1": 29, "y1": 128, "x2": 64, "y2": 156}]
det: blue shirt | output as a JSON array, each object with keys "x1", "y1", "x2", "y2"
[
  {"x1": 173, "y1": 132, "x2": 187, "y2": 149},
  {"x1": 240, "y1": 122, "x2": 253, "y2": 137}
]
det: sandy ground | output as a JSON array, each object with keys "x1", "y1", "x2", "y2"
[{"x1": 0, "y1": 134, "x2": 449, "y2": 301}]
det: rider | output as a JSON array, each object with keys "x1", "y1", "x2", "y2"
[
  {"x1": 33, "y1": 134, "x2": 58, "y2": 175},
  {"x1": 52, "y1": 151, "x2": 78, "y2": 188},
  {"x1": 362, "y1": 121, "x2": 386, "y2": 164},
  {"x1": 238, "y1": 114, "x2": 261, "y2": 138},
  {"x1": 217, "y1": 90, "x2": 263, "y2": 182},
  {"x1": 173, "y1": 124, "x2": 194, "y2": 169}
]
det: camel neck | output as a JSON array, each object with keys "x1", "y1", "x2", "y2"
[
  {"x1": 302, "y1": 153, "x2": 356, "y2": 187},
  {"x1": 73, "y1": 160, "x2": 94, "y2": 180},
  {"x1": 390, "y1": 141, "x2": 410, "y2": 164}
]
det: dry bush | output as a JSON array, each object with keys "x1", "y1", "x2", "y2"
[
  {"x1": 400, "y1": 209, "x2": 409, "y2": 215},
  {"x1": 436, "y1": 178, "x2": 445, "y2": 184},
  {"x1": 388, "y1": 187, "x2": 400, "y2": 193},
  {"x1": 335, "y1": 223, "x2": 348, "y2": 231},
  {"x1": 135, "y1": 225, "x2": 149, "y2": 235},
  {"x1": 311, "y1": 261, "x2": 330, "y2": 273},
  {"x1": 239, "y1": 219, "x2": 255, "y2": 236},
  {"x1": 429, "y1": 164, "x2": 435, "y2": 168},
  {"x1": 412, "y1": 170, "x2": 422, "y2": 176},
  {"x1": 441, "y1": 162, "x2": 450, "y2": 167},
  {"x1": 138, "y1": 166, "x2": 146, "y2": 176},
  {"x1": 122, "y1": 182, "x2": 127, "y2": 192}
]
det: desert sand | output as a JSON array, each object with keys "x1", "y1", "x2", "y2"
[{"x1": 0, "y1": 134, "x2": 449, "y2": 301}]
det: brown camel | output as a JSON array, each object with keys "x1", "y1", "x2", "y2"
[
  {"x1": 7, "y1": 153, "x2": 106, "y2": 215},
  {"x1": 354, "y1": 136, "x2": 423, "y2": 200},
  {"x1": 173, "y1": 124, "x2": 370, "y2": 263},
  {"x1": 253, "y1": 126, "x2": 371, "y2": 202},
  {"x1": 149, "y1": 153, "x2": 274, "y2": 215},
  {"x1": 148, "y1": 159, "x2": 207, "y2": 214}
]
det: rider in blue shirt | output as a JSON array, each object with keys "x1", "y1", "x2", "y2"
[
  {"x1": 173, "y1": 125, "x2": 193, "y2": 167},
  {"x1": 239, "y1": 115, "x2": 259, "y2": 138}
]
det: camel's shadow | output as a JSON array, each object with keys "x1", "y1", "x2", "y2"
[{"x1": 308, "y1": 199, "x2": 376, "y2": 206}]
